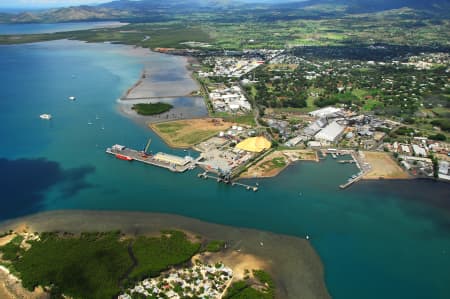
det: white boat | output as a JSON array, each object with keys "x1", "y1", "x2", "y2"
[
  {"x1": 68, "y1": 96, "x2": 76, "y2": 101},
  {"x1": 39, "y1": 114, "x2": 52, "y2": 120}
]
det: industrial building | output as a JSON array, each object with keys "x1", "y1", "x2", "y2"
[
  {"x1": 154, "y1": 152, "x2": 190, "y2": 166},
  {"x1": 309, "y1": 107, "x2": 342, "y2": 118},
  {"x1": 314, "y1": 121, "x2": 345, "y2": 143}
]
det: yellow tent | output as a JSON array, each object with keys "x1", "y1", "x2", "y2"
[{"x1": 235, "y1": 137, "x2": 271, "y2": 153}]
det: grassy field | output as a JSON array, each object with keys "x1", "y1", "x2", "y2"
[
  {"x1": 211, "y1": 112, "x2": 256, "y2": 126},
  {"x1": 150, "y1": 118, "x2": 233, "y2": 148},
  {"x1": 240, "y1": 151, "x2": 288, "y2": 178},
  {"x1": 132, "y1": 102, "x2": 173, "y2": 115}
]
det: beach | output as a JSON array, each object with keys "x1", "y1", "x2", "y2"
[{"x1": 0, "y1": 210, "x2": 330, "y2": 299}]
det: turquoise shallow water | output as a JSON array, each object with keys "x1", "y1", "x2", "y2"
[{"x1": 0, "y1": 40, "x2": 449, "y2": 299}]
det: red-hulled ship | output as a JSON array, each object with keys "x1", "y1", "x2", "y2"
[{"x1": 115, "y1": 154, "x2": 133, "y2": 161}]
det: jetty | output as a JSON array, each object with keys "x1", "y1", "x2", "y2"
[
  {"x1": 198, "y1": 172, "x2": 259, "y2": 192},
  {"x1": 106, "y1": 144, "x2": 196, "y2": 173},
  {"x1": 339, "y1": 151, "x2": 367, "y2": 189}
]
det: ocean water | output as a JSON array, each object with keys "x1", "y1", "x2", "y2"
[
  {"x1": 0, "y1": 22, "x2": 125, "y2": 35},
  {"x1": 0, "y1": 40, "x2": 450, "y2": 299}
]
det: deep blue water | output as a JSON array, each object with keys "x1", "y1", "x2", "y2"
[
  {"x1": 0, "y1": 22, "x2": 125, "y2": 35},
  {"x1": 0, "y1": 40, "x2": 449, "y2": 299}
]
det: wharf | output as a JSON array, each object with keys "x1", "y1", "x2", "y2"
[
  {"x1": 338, "y1": 151, "x2": 368, "y2": 189},
  {"x1": 198, "y1": 172, "x2": 259, "y2": 192},
  {"x1": 106, "y1": 145, "x2": 196, "y2": 173}
]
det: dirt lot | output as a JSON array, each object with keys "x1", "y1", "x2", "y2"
[
  {"x1": 150, "y1": 118, "x2": 233, "y2": 148},
  {"x1": 362, "y1": 151, "x2": 410, "y2": 179},
  {"x1": 241, "y1": 150, "x2": 318, "y2": 178}
]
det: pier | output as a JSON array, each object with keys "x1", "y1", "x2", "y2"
[
  {"x1": 106, "y1": 144, "x2": 196, "y2": 173},
  {"x1": 198, "y1": 172, "x2": 259, "y2": 192},
  {"x1": 339, "y1": 151, "x2": 368, "y2": 189}
]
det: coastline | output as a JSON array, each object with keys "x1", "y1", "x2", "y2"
[
  {"x1": 0, "y1": 210, "x2": 331, "y2": 299},
  {"x1": 241, "y1": 149, "x2": 319, "y2": 179}
]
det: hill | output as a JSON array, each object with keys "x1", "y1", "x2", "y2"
[
  {"x1": 0, "y1": 0, "x2": 448, "y2": 24},
  {"x1": 282, "y1": 0, "x2": 450, "y2": 13}
]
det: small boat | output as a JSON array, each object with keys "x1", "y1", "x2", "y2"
[
  {"x1": 68, "y1": 96, "x2": 76, "y2": 101},
  {"x1": 87, "y1": 121, "x2": 93, "y2": 125},
  {"x1": 39, "y1": 114, "x2": 52, "y2": 120},
  {"x1": 306, "y1": 235, "x2": 310, "y2": 240},
  {"x1": 259, "y1": 242, "x2": 264, "y2": 246},
  {"x1": 115, "y1": 154, "x2": 133, "y2": 161}
]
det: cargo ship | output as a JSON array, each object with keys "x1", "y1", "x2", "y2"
[{"x1": 115, "y1": 154, "x2": 133, "y2": 161}]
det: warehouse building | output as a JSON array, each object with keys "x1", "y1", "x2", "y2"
[{"x1": 314, "y1": 121, "x2": 345, "y2": 143}]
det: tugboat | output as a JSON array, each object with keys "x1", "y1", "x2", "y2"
[{"x1": 39, "y1": 114, "x2": 52, "y2": 120}]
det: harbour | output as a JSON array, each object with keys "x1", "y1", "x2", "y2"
[
  {"x1": 106, "y1": 144, "x2": 197, "y2": 173},
  {"x1": 1, "y1": 39, "x2": 449, "y2": 299}
]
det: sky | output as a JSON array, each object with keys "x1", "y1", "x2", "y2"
[{"x1": 0, "y1": 0, "x2": 111, "y2": 9}]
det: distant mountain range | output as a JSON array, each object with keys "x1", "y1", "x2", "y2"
[
  {"x1": 290, "y1": 0, "x2": 450, "y2": 13},
  {"x1": 0, "y1": 0, "x2": 448, "y2": 24}
]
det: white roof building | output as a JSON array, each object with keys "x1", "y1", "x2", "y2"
[
  {"x1": 412, "y1": 144, "x2": 427, "y2": 157},
  {"x1": 315, "y1": 121, "x2": 345, "y2": 143},
  {"x1": 439, "y1": 161, "x2": 449, "y2": 175},
  {"x1": 309, "y1": 107, "x2": 342, "y2": 118}
]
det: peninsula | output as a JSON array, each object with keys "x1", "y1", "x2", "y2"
[{"x1": 0, "y1": 211, "x2": 330, "y2": 299}]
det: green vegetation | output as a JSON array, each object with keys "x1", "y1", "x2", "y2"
[
  {"x1": 212, "y1": 113, "x2": 256, "y2": 126},
  {"x1": 132, "y1": 102, "x2": 173, "y2": 115},
  {"x1": 0, "y1": 231, "x2": 201, "y2": 299},
  {"x1": 0, "y1": 235, "x2": 24, "y2": 261},
  {"x1": 204, "y1": 240, "x2": 225, "y2": 252},
  {"x1": 8, "y1": 232, "x2": 130, "y2": 299},
  {"x1": 225, "y1": 270, "x2": 275, "y2": 299},
  {"x1": 429, "y1": 133, "x2": 447, "y2": 141},
  {"x1": 131, "y1": 230, "x2": 200, "y2": 279},
  {"x1": 155, "y1": 122, "x2": 187, "y2": 134}
]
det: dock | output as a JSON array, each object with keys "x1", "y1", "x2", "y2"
[
  {"x1": 198, "y1": 172, "x2": 259, "y2": 192},
  {"x1": 339, "y1": 151, "x2": 367, "y2": 189},
  {"x1": 106, "y1": 144, "x2": 196, "y2": 173}
]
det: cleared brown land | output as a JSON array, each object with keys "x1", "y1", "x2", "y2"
[
  {"x1": 363, "y1": 151, "x2": 410, "y2": 180},
  {"x1": 150, "y1": 118, "x2": 233, "y2": 148},
  {"x1": 241, "y1": 150, "x2": 318, "y2": 178}
]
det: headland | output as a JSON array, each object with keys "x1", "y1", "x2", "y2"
[{"x1": 0, "y1": 210, "x2": 330, "y2": 299}]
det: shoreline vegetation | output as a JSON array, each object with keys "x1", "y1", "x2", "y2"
[
  {"x1": 131, "y1": 102, "x2": 173, "y2": 115},
  {"x1": 0, "y1": 210, "x2": 330, "y2": 299}
]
